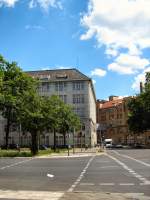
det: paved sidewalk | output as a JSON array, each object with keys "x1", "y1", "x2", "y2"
[
  {"x1": 60, "y1": 192, "x2": 150, "y2": 200},
  {"x1": 37, "y1": 147, "x2": 104, "y2": 158}
]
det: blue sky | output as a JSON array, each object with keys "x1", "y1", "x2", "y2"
[{"x1": 0, "y1": 0, "x2": 150, "y2": 100}]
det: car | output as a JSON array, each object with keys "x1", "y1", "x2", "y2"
[
  {"x1": 115, "y1": 144, "x2": 123, "y2": 148},
  {"x1": 134, "y1": 144, "x2": 145, "y2": 149},
  {"x1": 9, "y1": 144, "x2": 20, "y2": 150},
  {"x1": 1, "y1": 144, "x2": 20, "y2": 150}
]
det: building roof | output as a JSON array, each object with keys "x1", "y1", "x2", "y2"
[
  {"x1": 100, "y1": 98, "x2": 123, "y2": 109},
  {"x1": 26, "y1": 68, "x2": 97, "y2": 102},
  {"x1": 26, "y1": 68, "x2": 90, "y2": 82}
]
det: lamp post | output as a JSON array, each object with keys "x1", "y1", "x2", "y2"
[
  {"x1": 73, "y1": 127, "x2": 75, "y2": 154},
  {"x1": 67, "y1": 132, "x2": 70, "y2": 156}
]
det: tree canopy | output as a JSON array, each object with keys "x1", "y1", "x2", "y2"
[
  {"x1": 0, "y1": 55, "x2": 37, "y2": 148},
  {"x1": 127, "y1": 72, "x2": 150, "y2": 133}
]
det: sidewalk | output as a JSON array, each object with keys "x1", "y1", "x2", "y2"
[
  {"x1": 60, "y1": 192, "x2": 150, "y2": 200},
  {"x1": 37, "y1": 147, "x2": 105, "y2": 158}
]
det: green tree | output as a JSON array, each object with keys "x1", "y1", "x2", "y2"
[
  {"x1": 41, "y1": 95, "x2": 62, "y2": 151},
  {"x1": 18, "y1": 91, "x2": 45, "y2": 155},
  {"x1": 58, "y1": 104, "x2": 81, "y2": 146},
  {"x1": 42, "y1": 95, "x2": 80, "y2": 150},
  {"x1": 127, "y1": 72, "x2": 150, "y2": 135},
  {"x1": 0, "y1": 55, "x2": 36, "y2": 148}
]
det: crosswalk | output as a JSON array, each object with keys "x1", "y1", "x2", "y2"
[{"x1": 0, "y1": 190, "x2": 64, "y2": 200}]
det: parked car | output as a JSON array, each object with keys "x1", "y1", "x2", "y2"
[
  {"x1": 115, "y1": 144, "x2": 123, "y2": 148},
  {"x1": 134, "y1": 144, "x2": 145, "y2": 149},
  {"x1": 1, "y1": 144, "x2": 20, "y2": 150}
]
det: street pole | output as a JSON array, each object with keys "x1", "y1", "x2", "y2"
[
  {"x1": 67, "y1": 133, "x2": 70, "y2": 156},
  {"x1": 73, "y1": 128, "x2": 75, "y2": 154}
]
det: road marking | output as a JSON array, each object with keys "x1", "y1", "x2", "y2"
[
  {"x1": 140, "y1": 181, "x2": 150, "y2": 185},
  {"x1": 100, "y1": 183, "x2": 115, "y2": 186},
  {"x1": 100, "y1": 165, "x2": 118, "y2": 169},
  {"x1": 47, "y1": 174, "x2": 54, "y2": 178},
  {"x1": 80, "y1": 183, "x2": 95, "y2": 186},
  {"x1": 0, "y1": 190, "x2": 64, "y2": 200},
  {"x1": 107, "y1": 154, "x2": 150, "y2": 185},
  {"x1": 112, "y1": 150, "x2": 150, "y2": 167},
  {"x1": 119, "y1": 183, "x2": 135, "y2": 186},
  {"x1": 0, "y1": 158, "x2": 35, "y2": 170},
  {"x1": 67, "y1": 155, "x2": 95, "y2": 192}
]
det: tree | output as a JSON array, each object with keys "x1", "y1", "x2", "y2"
[
  {"x1": 18, "y1": 91, "x2": 45, "y2": 155},
  {"x1": 42, "y1": 95, "x2": 81, "y2": 150},
  {"x1": 0, "y1": 55, "x2": 36, "y2": 148},
  {"x1": 127, "y1": 72, "x2": 150, "y2": 135},
  {"x1": 58, "y1": 104, "x2": 81, "y2": 146},
  {"x1": 41, "y1": 95, "x2": 63, "y2": 151}
]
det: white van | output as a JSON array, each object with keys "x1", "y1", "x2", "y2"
[{"x1": 104, "y1": 139, "x2": 113, "y2": 148}]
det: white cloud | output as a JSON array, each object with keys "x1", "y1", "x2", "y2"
[
  {"x1": 91, "y1": 68, "x2": 107, "y2": 77},
  {"x1": 0, "y1": 0, "x2": 18, "y2": 7},
  {"x1": 29, "y1": 0, "x2": 63, "y2": 12},
  {"x1": 132, "y1": 67, "x2": 150, "y2": 91},
  {"x1": 108, "y1": 53, "x2": 149, "y2": 74},
  {"x1": 80, "y1": 0, "x2": 150, "y2": 57}
]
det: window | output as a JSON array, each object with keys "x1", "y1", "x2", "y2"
[
  {"x1": 38, "y1": 82, "x2": 50, "y2": 92},
  {"x1": 55, "y1": 82, "x2": 67, "y2": 91},
  {"x1": 73, "y1": 82, "x2": 84, "y2": 90},
  {"x1": 73, "y1": 94, "x2": 84, "y2": 104},
  {"x1": 73, "y1": 107, "x2": 85, "y2": 117}
]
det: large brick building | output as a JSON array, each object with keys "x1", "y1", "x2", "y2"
[
  {"x1": 96, "y1": 96, "x2": 129, "y2": 145},
  {"x1": 0, "y1": 68, "x2": 97, "y2": 147},
  {"x1": 96, "y1": 96, "x2": 150, "y2": 146}
]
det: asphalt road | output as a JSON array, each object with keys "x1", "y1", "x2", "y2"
[{"x1": 0, "y1": 149, "x2": 150, "y2": 200}]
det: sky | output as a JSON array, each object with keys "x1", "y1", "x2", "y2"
[{"x1": 0, "y1": 0, "x2": 150, "y2": 100}]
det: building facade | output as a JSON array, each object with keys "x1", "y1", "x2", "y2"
[
  {"x1": 0, "y1": 68, "x2": 97, "y2": 147},
  {"x1": 96, "y1": 96, "x2": 129, "y2": 145},
  {"x1": 96, "y1": 96, "x2": 150, "y2": 146}
]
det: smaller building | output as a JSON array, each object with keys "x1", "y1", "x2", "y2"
[
  {"x1": 96, "y1": 96, "x2": 129, "y2": 145},
  {"x1": 96, "y1": 95, "x2": 150, "y2": 147}
]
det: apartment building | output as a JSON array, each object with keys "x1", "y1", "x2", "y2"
[
  {"x1": 96, "y1": 96, "x2": 130, "y2": 145},
  {"x1": 97, "y1": 95, "x2": 150, "y2": 146},
  {"x1": 0, "y1": 68, "x2": 97, "y2": 148},
  {"x1": 27, "y1": 68, "x2": 97, "y2": 147}
]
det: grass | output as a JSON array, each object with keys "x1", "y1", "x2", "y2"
[
  {"x1": 0, "y1": 149, "x2": 32, "y2": 157},
  {"x1": 0, "y1": 148, "x2": 68, "y2": 157}
]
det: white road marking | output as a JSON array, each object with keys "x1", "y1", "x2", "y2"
[
  {"x1": 107, "y1": 154, "x2": 150, "y2": 185},
  {"x1": 100, "y1": 183, "x2": 115, "y2": 186},
  {"x1": 0, "y1": 190, "x2": 64, "y2": 200},
  {"x1": 140, "y1": 181, "x2": 150, "y2": 185},
  {"x1": 112, "y1": 150, "x2": 150, "y2": 167},
  {"x1": 100, "y1": 165, "x2": 118, "y2": 169},
  {"x1": 80, "y1": 183, "x2": 95, "y2": 186},
  {"x1": 47, "y1": 173, "x2": 54, "y2": 178},
  {"x1": 67, "y1": 155, "x2": 95, "y2": 192},
  {"x1": 119, "y1": 183, "x2": 135, "y2": 186},
  {"x1": 0, "y1": 158, "x2": 35, "y2": 170}
]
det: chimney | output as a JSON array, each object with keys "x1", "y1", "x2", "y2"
[{"x1": 140, "y1": 82, "x2": 143, "y2": 93}]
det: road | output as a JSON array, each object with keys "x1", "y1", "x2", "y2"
[{"x1": 0, "y1": 149, "x2": 150, "y2": 200}]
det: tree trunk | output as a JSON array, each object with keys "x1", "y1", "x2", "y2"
[
  {"x1": 31, "y1": 131, "x2": 39, "y2": 155},
  {"x1": 53, "y1": 128, "x2": 56, "y2": 152},
  {"x1": 63, "y1": 132, "x2": 66, "y2": 146}
]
